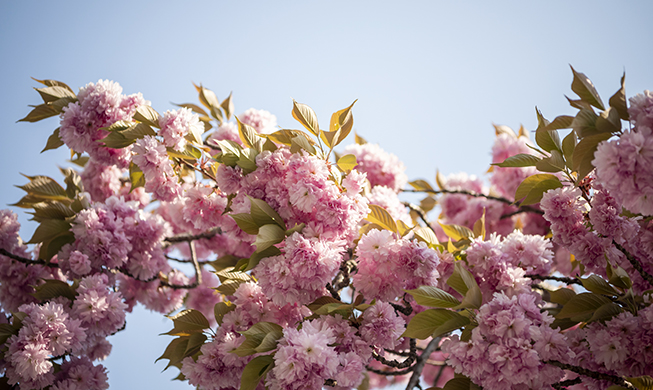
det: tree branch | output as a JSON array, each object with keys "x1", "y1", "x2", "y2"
[
  {"x1": 613, "y1": 241, "x2": 653, "y2": 288},
  {"x1": 527, "y1": 274, "x2": 581, "y2": 285},
  {"x1": 552, "y1": 378, "x2": 582, "y2": 390},
  {"x1": 406, "y1": 337, "x2": 440, "y2": 390},
  {"x1": 402, "y1": 202, "x2": 438, "y2": 237},
  {"x1": 0, "y1": 248, "x2": 58, "y2": 268},
  {"x1": 163, "y1": 226, "x2": 222, "y2": 247},
  {"x1": 373, "y1": 339, "x2": 417, "y2": 369},
  {"x1": 546, "y1": 360, "x2": 636, "y2": 390}
]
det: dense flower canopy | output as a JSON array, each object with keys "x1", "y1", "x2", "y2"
[{"x1": 0, "y1": 70, "x2": 652, "y2": 390}]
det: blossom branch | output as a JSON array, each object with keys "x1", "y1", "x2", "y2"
[
  {"x1": 390, "y1": 297, "x2": 413, "y2": 316},
  {"x1": 373, "y1": 338, "x2": 417, "y2": 369},
  {"x1": 545, "y1": 360, "x2": 636, "y2": 390},
  {"x1": 0, "y1": 248, "x2": 58, "y2": 268},
  {"x1": 613, "y1": 241, "x2": 653, "y2": 288},
  {"x1": 406, "y1": 337, "x2": 440, "y2": 390},
  {"x1": 328, "y1": 259, "x2": 357, "y2": 299},
  {"x1": 552, "y1": 378, "x2": 582, "y2": 390}
]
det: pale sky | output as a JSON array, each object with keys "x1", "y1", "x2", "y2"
[{"x1": 1, "y1": 1, "x2": 652, "y2": 388}]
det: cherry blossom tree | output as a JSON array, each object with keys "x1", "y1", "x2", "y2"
[{"x1": 0, "y1": 68, "x2": 652, "y2": 390}]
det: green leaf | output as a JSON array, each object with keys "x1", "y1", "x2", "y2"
[
  {"x1": 184, "y1": 332, "x2": 207, "y2": 357},
  {"x1": 442, "y1": 377, "x2": 479, "y2": 390},
  {"x1": 513, "y1": 174, "x2": 562, "y2": 206},
  {"x1": 413, "y1": 226, "x2": 440, "y2": 247},
  {"x1": 492, "y1": 153, "x2": 541, "y2": 168},
  {"x1": 543, "y1": 115, "x2": 574, "y2": 131},
  {"x1": 438, "y1": 222, "x2": 473, "y2": 242},
  {"x1": 606, "y1": 263, "x2": 633, "y2": 289},
  {"x1": 236, "y1": 148, "x2": 259, "y2": 174},
  {"x1": 35, "y1": 86, "x2": 76, "y2": 103},
  {"x1": 628, "y1": 375, "x2": 653, "y2": 390},
  {"x1": 402, "y1": 309, "x2": 466, "y2": 339},
  {"x1": 557, "y1": 293, "x2": 612, "y2": 322},
  {"x1": 41, "y1": 128, "x2": 64, "y2": 153},
  {"x1": 240, "y1": 355, "x2": 274, "y2": 390},
  {"x1": 562, "y1": 131, "x2": 577, "y2": 170},
  {"x1": 221, "y1": 92, "x2": 235, "y2": 120},
  {"x1": 156, "y1": 337, "x2": 189, "y2": 371},
  {"x1": 18, "y1": 175, "x2": 68, "y2": 200},
  {"x1": 31, "y1": 77, "x2": 74, "y2": 92},
  {"x1": 337, "y1": 154, "x2": 358, "y2": 172},
  {"x1": 535, "y1": 108, "x2": 562, "y2": 152},
  {"x1": 232, "y1": 322, "x2": 283, "y2": 357},
  {"x1": 433, "y1": 313, "x2": 471, "y2": 338},
  {"x1": 580, "y1": 275, "x2": 619, "y2": 296},
  {"x1": 129, "y1": 162, "x2": 145, "y2": 191},
  {"x1": 249, "y1": 197, "x2": 286, "y2": 230},
  {"x1": 231, "y1": 213, "x2": 260, "y2": 235},
  {"x1": 214, "y1": 302, "x2": 236, "y2": 326},
  {"x1": 194, "y1": 84, "x2": 222, "y2": 120},
  {"x1": 174, "y1": 102, "x2": 208, "y2": 117},
  {"x1": 405, "y1": 286, "x2": 460, "y2": 308},
  {"x1": 30, "y1": 201, "x2": 75, "y2": 222},
  {"x1": 165, "y1": 309, "x2": 210, "y2": 336},
  {"x1": 549, "y1": 288, "x2": 576, "y2": 305},
  {"x1": 290, "y1": 132, "x2": 317, "y2": 155},
  {"x1": 535, "y1": 150, "x2": 566, "y2": 173},
  {"x1": 133, "y1": 105, "x2": 160, "y2": 128},
  {"x1": 572, "y1": 132, "x2": 612, "y2": 180},
  {"x1": 0, "y1": 323, "x2": 17, "y2": 345},
  {"x1": 588, "y1": 302, "x2": 623, "y2": 323},
  {"x1": 307, "y1": 296, "x2": 343, "y2": 313},
  {"x1": 472, "y1": 208, "x2": 486, "y2": 240},
  {"x1": 266, "y1": 129, "x2": 317, "y2": 147},
  {"x1": 39, "y1": 232, "x2": 75, "y2": 261},
  {"x1": 409, "y1": 179, "x2": 435, "y2": 191},
  {"x1": 28, "y1": 219, "x2": 71, "y2": 244},
  {"x1": 366, "y1": 204, "x2": 398, "y2": 233},
  {"x1": 236, "y1": 117, "x2": 264, "y2": 152},
  {"x1": 570, "y1": 65, "x2": 605, "y2": 110},
  {"x1": 254, "y1": 224, "x2": 286, "y2": 253},
  {"x1": 214, "y1": 267, "x2": 252, "y2": 284},
  {"x1": 292, "y1": 99, "x2": 320, "y2": 136},
  {"x1": 18, "y1": 103, "x2": 59, "y2": 122},
  {"x1": 446, "y1": 262, "x2": 479, "y2": 302},
  {"x1": 596, "y1": 107, "x2": 622, "y2": 134},
  {"x1": 32, "y1": 279, "x2": 76, "y2": 302},
  {"x1": 609, "y1": 73, "x2": 629, "y2": 121},
  {"x1": 572, "y1": 108, "x2": 599, "y2": 138},
  {"x1": 216, "y1": 280, "x2": 244, "y2": 296}
]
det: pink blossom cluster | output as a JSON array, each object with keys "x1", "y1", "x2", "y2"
[
  {"x1": 465, "y1": 232, "x2": 553, "y2": 300},
  {"x1": 159, "y1": 107, "x2": 204, "y2": 151},
  {"x1": 59, "y1": 80, "x2": 147, "y2": 168},
  {"x1": 342, "y1": 143, "x2": 408, "y2": 192},
  {"x1": 443, "y1": 293, "x2": 571, "y2": 390},
  {"x1": 255, "y1": 232, "x2": 343, "y2": 306},
  {"x1": 0, "y1": 210, "x2": 57, "y2": 312},
  {"x1": 367, "y1": 185, "x2": 412, "y2": 225},
  {"x1": 220, "y1": 147, "x2": 369, "y2": 244},
  {"x1": 629, "y1": 90, "x2": 653, "y2": 129},
  {"x1": 593, "y1": 125, "x2": 653, "y2": 216},
  {"x1": 61, "y1": 196, "x2": 171, "y2": 280},
  {"x1": 132, "y1": 135, "x2": 181, "y2": 201},
  {"x1": 540, "y1": 186, "x2": 619, "y2": 275},
  {"x1": 359, "y1": 301, "x2": 406, "y2": 351},
  {"x1": 352, "y1": 229, "x2": 441, "y2": 301}
]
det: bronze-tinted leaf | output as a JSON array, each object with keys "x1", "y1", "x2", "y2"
[
  {"x1": 240, "y1": 355, "x2": 274, "y2": 390},
  {"x1": 493, "y1": 153, "x2": 541, "y2": 168},
  {"x1": 570, "y1": 65, "x2": 605, "y2": 110},
  {"x1": 41, "y1": 128, "x2": 64, "y2": 153},
  {"x1": 572, "y1": 132, "x2": 612, "y2": 180},
  {"x1": 133, "y1": 106, "x2": 160, "y2": 128},
  {"x1": 609, "y1": 73, "x2": 629, "y2": 121},
  {"x1": 513, "y1": 174, "x2": 562, "y2": 206},
  {"x1": 31, "y1": 78, "x2": 74, "y2": 93},
  {"x1": 292, "y1": 99, "x2": 320, "y2": 136},
  {"x1": 221, "y1": 92, "x2": 234, "y2": 120},
  {"x1": 366, "y1": 204, "x2": 397, "y2": 233},
  {"x1": 18, "y1": 104, "x2": 58, "y2": 122},
  {"x1": 595, "y1": 107, "x2": 621, "y2": 134},
  {"x1": 337, "y1": 154, "x2": 357, "y2": 172},
  {"x1": 35, "y1": 86, "x2": 76, "y2": 103}
]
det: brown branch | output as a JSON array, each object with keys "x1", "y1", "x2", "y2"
[
  {"x1": 390, "y1": 297, "x2": 413, "y2": 316},
  {"x1": 373, "y1": 339, "x2": 417, "y2": 369},
  {"x1": 402, "y1": 202, "x2": 438, "y2": 236},
  {"x1": 165, "y1": 255, "x2": 212, "y2": 265},
  {"x1": 0, "y1": 248, "x2": 58, "y2": 268},
  {"x1": 366, "y1": 365, "x2": 414, "y2": 376},
  {"x1": 406, "y1": 337, "x2": 440, "y2": 390},
  {"x1": 613, "y1": 241, "x2": 653, "y2": 288},
  {"x1": 546, "y1": 360, "x2": 636, "y2": 390},
  {"x1": 328, "y1": 259, "x2": 357, "y2": 300},
  {"x1": 552, "y1": 378, "x2": 583, "y2": 390}
]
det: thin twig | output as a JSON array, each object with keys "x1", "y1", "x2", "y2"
[
  {"x1": 546, "y1": 360, "x2": 636, "y2": 390},
  {"x1": 406, "y1": 337, "x2": 440, "y2": 390},
  {"x1": 402, "y1": 202, "x2": 438, "y2": 236},
  {"x1": 0, "y1": 248, "x2": 58, "y2": 268},
  {"x1": 613, "y1": 241, "x2": 653, "y2": 288},
  {"x1": 552, "y1": 378, "x2": 583, "y2": 390},
  {"x1": 165, "y1": 255, "x2": 212, "y2": 265},
  {"x1": 402, "y1": 188, "x2": 544, "y2": 215}
]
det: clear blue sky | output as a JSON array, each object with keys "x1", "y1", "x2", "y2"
[{"x1": 1, "y1": 1, "x2": 652, "y2": 388}]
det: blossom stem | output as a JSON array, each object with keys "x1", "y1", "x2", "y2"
[
  {"x1": 552, "y1": 378, "x2": 582, "y2": 389},
  {"x1": 402, "y1": 202, "x2": 439, "y2": 236},
  {"x1": 401, "y1": 188, "x2": 544, "y2": 215},
  {"x1": 373, "y1": 338, "x2": 417, "y2": 369},
  {"x1": 545, "y1": 360, "x2": 636, "y2": 390},
  {"x1": 163, "y1": 226, "x2": 222, "y2": 247},
  {"x1": 527, "y1": 274, "x2": 580, "y2": 285}
]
